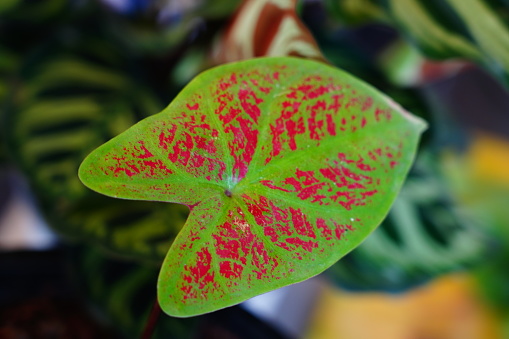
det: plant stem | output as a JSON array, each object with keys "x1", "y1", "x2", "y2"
[{"x1": 141, "y1": 298, "x2": 162, "y2": 339}]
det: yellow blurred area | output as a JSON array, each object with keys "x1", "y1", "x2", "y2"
[
  {"x1": 442, "y1": 132, "x2": 509, "y2": 193},
  {"x1": 306, "y1": 274, "x2": 501, "y2": 339},
  {"x1": 467, "y1": 133, "x2": 509, "y2": 187},
  {"x1": 441, "y1": 132, "x2": 509, "y2": 234}
]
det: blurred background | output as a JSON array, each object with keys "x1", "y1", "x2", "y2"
[{"x1": 1, "y1": 0, "x2": 509, "y2": 338}]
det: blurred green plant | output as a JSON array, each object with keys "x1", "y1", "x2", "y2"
[
  {"x1": 74, "y1": 245, "x2": 200, "y2": 338},
  {"x1": 325, "y1": 0, "x2": 509, "y2": 84}
]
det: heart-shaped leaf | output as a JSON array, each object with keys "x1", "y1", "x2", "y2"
[{"x1": 79, "y1": 56, "x2": 426, "y2": 317}]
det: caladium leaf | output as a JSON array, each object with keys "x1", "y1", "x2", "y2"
[{"x1": 79, "y1": 56, "x2": 426, "y2": 317}]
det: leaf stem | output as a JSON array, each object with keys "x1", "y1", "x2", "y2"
[{"x1": 141, "y1": 298, "x2": 162, "y2": 339}]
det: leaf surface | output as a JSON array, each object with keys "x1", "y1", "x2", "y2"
[{"x1": 79, "y1": 57, "x2": 426, "y2": 317}]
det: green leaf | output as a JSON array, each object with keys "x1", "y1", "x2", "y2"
[
  {"x1": 324, "y1": 0, "x2": 388, "y2": 25},
  {"x1": 446, "y1": 0, "x2": 509, "y2": 73},
  {"x1": 386, "y1": 0, "x2": 481, "y2": 60},
  {"x1": 79, "y1": 56, "x2": 426, "y2": 317},
  {"x1": 0, "y1": 0, "x2": 20, "y2": 13}
]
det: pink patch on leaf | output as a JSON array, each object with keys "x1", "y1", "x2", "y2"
[
  {"x1": 261, "y1": 152, "x2": 380, "y2": 209},
  {"x1": 212, "y1": 209, "x2": 279, "y2": 281}
]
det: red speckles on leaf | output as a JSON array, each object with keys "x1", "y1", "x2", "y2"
[
  {"x1": 227, "y1": 118, "x2": 258, "y2": 179},
  {"x1": 130, "y1": 141, "x2": 154, "y2": 159},
  {"x1": 335, "y1": 226, "x2": 346, "y2": 240},
  {"x1": 168, "y1": 132, "x2": 194, "y2": 166},
  {"x1": 317, "y1": 218, "x2": 333, "y2": 240},
  {"x1": 217, "y1": 101, "x2": 240, "y2": 125},
  {"x1": 262, "y1": 80, "x2": 382, "y2": 166},
  {"x1": 241, "y1": 192, "x2": 363, "y2": 263},
  {"x1": 285, "y1": 237, "x2": 318, "y2": 253},
  {"x1": 365, "y1": 144, "x2": 405, "y2": 172},
  {"x1": 345, "y1": 97, "x2": 359, "y2": 109},
  {"x1": 159, "y1": 125, "x2": 178, "y2": 150},
  {"x1": 325, "y1": 114, "x2": 336, "y2": 136},
  {"x1": 261, "y1": 151, "x2": 383, "y2": 209},
  {"x1": 103, "y1": 142, "x2": 178, "y2": 180},
  {"x1": 139, "y1": 159, "x2": 174, "y2": 178},
  {"x1": 375, "y1": 107, "x2": 392, "y2": 122},
  {"x1": 154, "y1": 113, "x2": 227, "y2": 181},
  {"x1": 218, "y1": 73, "x2": 238, "y2": 91},
  {"x1": 355, "y1": 159, "x2": 375, "y2": 172},
  {"x1": 328, "y1": 94, "x2": 344, "y2": 113},
  {"x1": 211, "y1": 208, "x2": 279, "y2": 282},
  {"x1": 112, "y1": 164, "x2": 138, "y2": 177},
  {"x1": 268, "y1": 100, "x2": 306, "y2": 157},
  {"x1": 290, "y1": 206, "x2": 316, "y2": 238},
  {"x1": 308, "y1": 100, "x2": 329, "y2": 140},
  {"x1": 187, "y1": 103, "x2": 200, "y2": 110},
  {"x1": 213, "y1": 72, "x2": 278, "y2": 180},
  {"x1": 238, "y1": 87, "x2": 263, "y2": 123},
  {"x1": 298, "y1": 83, "x2": 329, "y2": 99},
  {"x1": 182, "y1": 247, "x2": 215, "y2": 291},
  {"x1": 362, "y1": 97, "x2": 374, "y2": 111},
  {"x1": 214, "y1": 224, "x2": 243, "y2": 263},
  {"x1": 246, "y1": 196, "x2": 331, "y2": 254},
  {"x1": 219, "y1": 261, "x2": 243, "y2": 279}
]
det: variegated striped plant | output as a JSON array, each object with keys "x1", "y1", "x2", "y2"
[
  {"x1": 212, "y1": 0, "x2": 326, "y2": 63},
  {"x1": 5, "y1": 54, "x2": 189, "y2": 261}
]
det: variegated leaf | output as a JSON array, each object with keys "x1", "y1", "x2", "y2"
[{"x1": 79, "y1": 57, "x2": 426, "y2": 317}]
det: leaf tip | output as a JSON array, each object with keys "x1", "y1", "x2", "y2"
[{"x1": 385, "y1": 95, "x2": 428, "y2": 132}]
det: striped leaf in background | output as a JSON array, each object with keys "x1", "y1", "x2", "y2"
[
  {"x1": 0, "y1": 46, "x2": 18, "y2": 165},
  {"x1": 385, "y1": 0, "x2": 481, "y2": 60},
  {"x1": 446, "y1": 0, "x2": 509, "y2": 75},
  {"x1": 212, "y1": 0, "x2": 326, "y2": 63},
  {"x1": 5, "y1": 54, "x2": 189, "y2": 261},
  {"x1": 324, "y1": 0, "x2": 388, "y2": 24}
]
